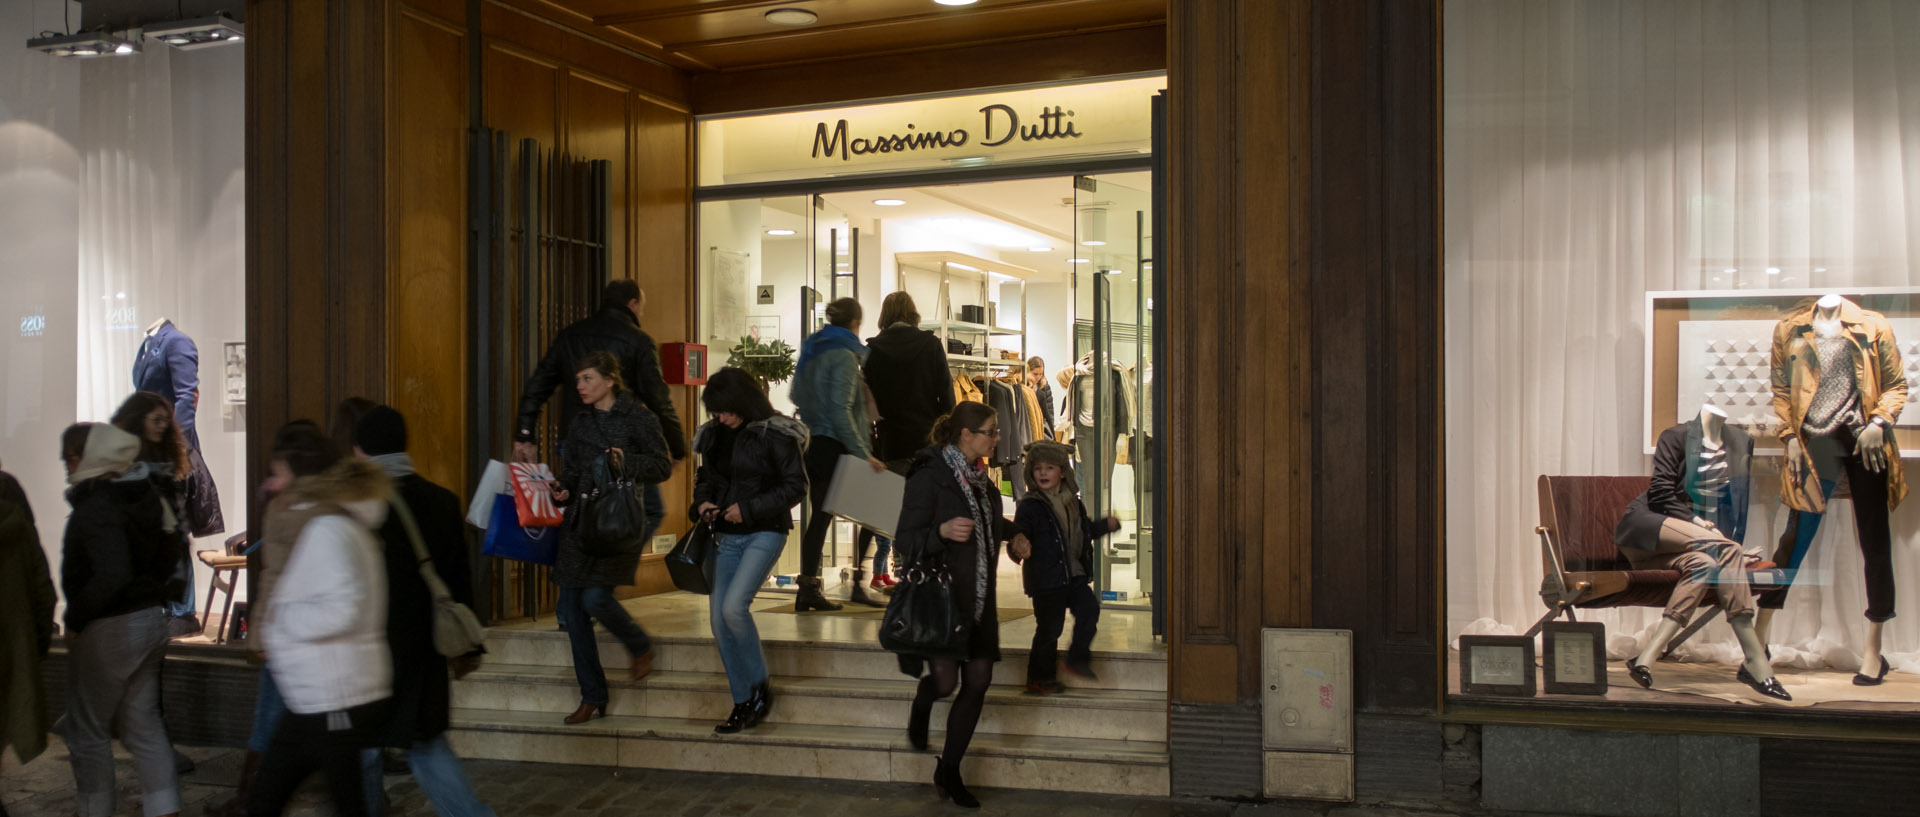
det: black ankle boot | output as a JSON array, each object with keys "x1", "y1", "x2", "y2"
[
  {"x1": 714, "y1": 702, "x2": 751, "y2": 735},
  {"x1": 796, "y1": 577, "x2": 842, "y2": 612},
  {"x1": 745, "y1": 682, "x2": 774, "y2": 728},
  {"x1": 907, "y1": 705, "x2": 930, "y2": 751},
  {"x1": 934, "y1": 757, "x2": 979, "y2": 808}
]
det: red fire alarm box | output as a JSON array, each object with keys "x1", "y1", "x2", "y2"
[{"x1": 662, "y1": 342, "x2": 708, "y2": 385}]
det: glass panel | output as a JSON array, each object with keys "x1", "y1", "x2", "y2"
[{"x1": 1073, "y1": 173, "x2": 1154, "y2": 607}]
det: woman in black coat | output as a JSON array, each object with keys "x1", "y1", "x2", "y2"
[
  {"x1": 690, "y1": 368, "x2": 811, "y2": 734},
  {"x1": 548, "y1": 352, "x2": 675, "y2": 724},
  {"x1": 895, "y1": 401, "x2": 1028, "y2": 809}
]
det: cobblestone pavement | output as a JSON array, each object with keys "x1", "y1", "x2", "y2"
[{"x1": 3, "y1": 735, "x2": 1512, "y2": 817}]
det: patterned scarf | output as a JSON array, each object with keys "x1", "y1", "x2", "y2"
[{"x1": 940, "y1": 444, "x2": 997, "y2": 623}]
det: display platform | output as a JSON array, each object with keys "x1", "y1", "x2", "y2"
[{"x1": 1448, "y1": 649, "x2": 1920, "y2": 713}]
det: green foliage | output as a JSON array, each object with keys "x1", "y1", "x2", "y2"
[{"x1": 726, "y1": 335, "x2": 796, "y2": 387}]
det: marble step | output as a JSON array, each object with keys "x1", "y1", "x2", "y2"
[
  {"x1": 444, "y1": 707, "x2": 1169, "y2": 797},
  {"x1": 452, "y1": 665, "x2": 1166, "y2": 742},
  {"x1": 482, "y1": 629, "x2": 1167, "y2": 693}
]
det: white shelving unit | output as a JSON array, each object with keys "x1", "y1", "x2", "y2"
[{"x1": 894, "y1": 251, "x2": 1035, "y2": 370}]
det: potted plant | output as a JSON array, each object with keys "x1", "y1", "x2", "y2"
[{"x1": 726, "y1": 334, "x2": 796, "y2": 391}]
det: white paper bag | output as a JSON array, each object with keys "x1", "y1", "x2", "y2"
[
  {"x1": 821, "y1": 454, "x2": 906, "y2": 538},
  {"x1": 466, "y1": 459, "x2": 513, "y2": 529}
]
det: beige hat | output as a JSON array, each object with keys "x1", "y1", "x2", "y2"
[{"x1": 69, "y1": 424, "x2": 141, "y2": 484}]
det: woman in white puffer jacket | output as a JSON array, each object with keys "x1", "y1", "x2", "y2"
[{"x1": 247, "y1": 458, "x2": 393, "y2": 817}]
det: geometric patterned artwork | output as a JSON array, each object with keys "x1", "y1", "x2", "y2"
[{"x1": 1677, "y1": 319, "x2": 1920, "y2": 432}]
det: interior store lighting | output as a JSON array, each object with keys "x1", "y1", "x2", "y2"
[
  {"x1": 1028, "y1": 247, "x2": 1052, "y2": 253},
  {"x1": 934, "y1": 0, "x2": 980, "y2": 5},
  {"x1": 763, "y1": 8, "x2": 819, "y2": 26},
  {"x1": 1766, "y1": 267, "x2": 1782, "y2": 275},
  {"x1": 765, "y1": 229, "x2": 796, "y2": 236},
  {"x1": 1068, "y1": 258, "x2": 1090, "y2": 264},
  {"x1": 873, "y1": 198, "x2": 906, "y2": 206},
  {"x1": 143, "y1": 13, "x2": 244, "y2": 50},
  {"x1": 28, "y1": 30, "x2": 138, "y2": 58}
]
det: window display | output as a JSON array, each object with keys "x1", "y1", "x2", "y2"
[{"x1": 1446, "y1": 0, "x2": 1918, "y2": 709}]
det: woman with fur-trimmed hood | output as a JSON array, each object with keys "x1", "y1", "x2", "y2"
[{"x1": 247, "y1": 458, "x2": 394, "y2": 817}]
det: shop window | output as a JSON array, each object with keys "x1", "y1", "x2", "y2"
[{"x1": 1445, "y1": 0, "x2": 1920, "y2": 709}]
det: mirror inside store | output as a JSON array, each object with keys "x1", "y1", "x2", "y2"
[{"x1": 698, "y1": 173, "x2": 1157, "y2": 610}]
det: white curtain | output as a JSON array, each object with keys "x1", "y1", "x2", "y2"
[
  {"x1": 1445, "y1": 0, "x2": 1920, "y2": 676},
  {"x1": 74, "y1": 43, "x2": 249, "y2": 603}
]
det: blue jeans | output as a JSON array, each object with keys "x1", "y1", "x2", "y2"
[
  {"x1": 246, "y1": 668, "x2": 287, "y2": 752},
  {"x1": 710, "y1": 530, "x2": 786, "y2": 702},
  {"x1": 170, "y1": 555, "x2": 194, "y2": 619},
  {"x1": 361, "y1": 736, "x2": 496, "y2": 817},
  {"x1": 558, "y1": 585, "x2": 652, "y2": 707}
]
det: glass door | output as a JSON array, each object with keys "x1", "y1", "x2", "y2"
[{"x1": 1072, "y1": 173, "x2": 1154, "y2": 608}]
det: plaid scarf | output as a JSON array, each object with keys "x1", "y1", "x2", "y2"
[{"x1": 940, "y1": 444, "x2": 997, "y2": 623}]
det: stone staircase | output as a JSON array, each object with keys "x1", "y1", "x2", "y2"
[{"x1": 445, "y1": 604, "x2": 1169, "y2": 796}]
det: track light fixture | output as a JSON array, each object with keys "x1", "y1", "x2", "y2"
[
  {"x1": 27, "y1": 30, "x2": 139, "y2": 58},
  {"x1": 144, "y1": 13, "x2": 245, "y2": 50}
]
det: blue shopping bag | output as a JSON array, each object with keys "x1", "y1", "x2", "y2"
[{"x1": 482, "y1": 494, "x2": 559, "y2": 566}]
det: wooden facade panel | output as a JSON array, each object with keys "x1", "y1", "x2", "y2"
[
  {"x1": 484, "y1": 46, "x2": 561, "y2": 150},
  {"x1": 484, "y1": 0, "x2": 692, "y2": 108},
  {"x1": 566, "y1": 71, "x2": 632, "y2": 283},
  {"x1": 391, "y1": 8, "x2": 472, "y2": 491},
  {"x1": 690, "y1": 25, "x2": 1167, "y2": 116},
  {"x1": 632, "y1": 97, "x2": 695, "y2": 547}
]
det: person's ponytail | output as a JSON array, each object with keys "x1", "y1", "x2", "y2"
[{"x1": 928, "y1": 401, "x2": 995, "y2": 448}]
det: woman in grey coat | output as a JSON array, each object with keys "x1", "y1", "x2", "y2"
[{"x1": 548, "y1": 351, "x2": 674, "y2": 725}]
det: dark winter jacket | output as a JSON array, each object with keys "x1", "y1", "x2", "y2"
[
  {"x1": 1012, "y1": 492, "x2": 1114, "y2": 596},
  {"x1": 372, "y1": 473, "x2": 476, "y2": 745},
  {"x1": 864, "y1": 324, "x2": 956, "y2": 463},
  {"x1": 1033, "y1": 381, "x2": 1056, "y2": 434},
  {"x1": 690, "y1": 415, "x2": 809, "y2": 535},
  {"x1": 894, "y1": 447, "x2": 1021, "y2": 662},
  {"x1": 61, "y1": 471, "x2": 186, "y2": 635},
  {"x1": 1614, "y1": 419, "x2": 1754, "y2": 552},
  {"x1": 132, "y1": 320, "x2": 201, "y2": 449},
  {"x1": 553, "y1": 393, "x2": 675, "y2": 588},
  {"x1": 1, "y1": 472, "x2": 55, "y2": 765},
  {"x1": 515, "y1": 306, "x2": 688, "y2": 460}
]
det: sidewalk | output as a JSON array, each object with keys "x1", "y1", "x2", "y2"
[{"x1": 3, "y1": 734, "x2": 1514, "y2": 817}]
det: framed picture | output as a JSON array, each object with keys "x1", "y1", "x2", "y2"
[
  {"x1": 222, "y1": 341, "x2": 246, "y2": 405},
  {"x1": 1458, "y1": 635, "x2": 1536, "y2": 697},
  {"x1": 1541, "y1": 622, "x2": 1608, "y2": 695}
]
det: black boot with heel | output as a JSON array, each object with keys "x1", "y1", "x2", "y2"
[
  {"x1": 934, "y1": 757, "x2": 979, "y2": 808},
  {"x1": 795, "y1": 576, "x2": 842, "y2": 612}
]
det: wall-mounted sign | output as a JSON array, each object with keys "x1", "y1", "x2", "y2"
[
  {"x1": 756, "y1": 284, "x2": 776, "y2": 304},
  {"x1": 19, "y1": 313, "x2": 46, "y2": 338},
  {"x1": 702, "y1": 76, "x2": 1163, "y2": 186}
]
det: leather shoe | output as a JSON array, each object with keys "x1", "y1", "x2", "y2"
[
  {"x1": 630, "y1": 649, "x2": 655, "y2": 682},
  {"x1": 714, "y1": 702, "x2": 751, "y2": 735},
  {"x1": 563, "y1": 702, "x2": 606, "y2": 724},
  {"x1": 1736, "y1": 666, "x2": 1792, "y2": 701},
  {"x1": 1854, "y1": 656, "x2": 1892, "y2": 686},
  {"x1": 1624, "y1": 658, "x2": 1653, "y2": 689}
]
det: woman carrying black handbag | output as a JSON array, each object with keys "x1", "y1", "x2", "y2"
[
  {"x1": 892, "y1": 401, "x2": 1030, "y2": 809},
  {"x1": 689, "y1": 367, "x2": 810, "y2": 734},
  {"x1": 545, "y1": 351, "x2": 674, "y2": 725}
]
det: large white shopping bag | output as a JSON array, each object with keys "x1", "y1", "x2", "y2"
[{"x1": 466, "y1": 459, "x2": 513, "y2": 529}]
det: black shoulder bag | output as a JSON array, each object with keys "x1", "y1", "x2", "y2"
[{"x1": 577, "y1": 450, "x2": 647, "y2": 557}]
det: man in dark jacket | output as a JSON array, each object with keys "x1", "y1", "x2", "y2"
[
  {"x1": 513, "y1": 280, "x2": 685, "y2": 548},
  {"x1": 354, "y1": 406, "x2": 494, "y2": 817}
]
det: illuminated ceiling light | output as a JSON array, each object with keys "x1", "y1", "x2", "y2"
[
  {"x1": 1766, "y1": 267, "x2": 1782, "y2": 275},
  {"x1": 935, "y1": 0, "x2": 980, "y2": 5},
  {"x1": 1814, "y1": 267, "x2": 1828, "y2": 273},
  {"x1": 1078, "y1": 207, "x2": 1107, "y2": 246},
  {"x1": 764, "y1": 8, "x2": 819, "y2": 26},
  {"x1": 1722, "y1": 267, "x2": 1737, "y2": 274},
  {"x1": 143, "y1": 13, "x2": 245, "y2": 50},
  {"x1": 872, "y1": 198, "x2": 906, "y2": 206},
  {"x1": 915, "y1": 217, "x2": 1045, "y2": 249},
  {"x1": 1028, "y1": 247, "x2": 1052, "y2": 253},
  {"x1": 765, "y1": 229, "x2": 796, "y2": 236},
  {"x1": 28, "y1": 30, "x2": 139, "y2": 58},
  {"x1": 948, "y1": 262, "x2": 980, "y2": 272},
  {"x1": 1068, "y1": 258, "x2": 1090, "y2": 264}
]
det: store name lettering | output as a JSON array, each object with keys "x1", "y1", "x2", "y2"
[{"x1": 810, "y1": 104, "x2": 1083, "y2": 161}]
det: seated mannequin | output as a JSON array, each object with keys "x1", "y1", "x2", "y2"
[{"x1": 1612, "y1": 404, "x2": 1789, "y2": 700}]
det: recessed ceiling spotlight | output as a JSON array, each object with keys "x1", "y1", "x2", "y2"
[
  {"x1": 765, "y1": 229, "x2": 797, "y2": 236},
  {"x1": 764, "y1": 8, "x2": 819, "y2": 26},
  {"x1": 1028, "y1": 247, "x2": 1052, "y2": 253},
  {"x1": 934, "y1": 0, "x2": 980, "y2": 5},
  {"x1": 873, "y1": 198, "x2": 906, "y2": 206},
  {"x1": 1068, "y1": 258, "x2": 1090, "y2": 264}
]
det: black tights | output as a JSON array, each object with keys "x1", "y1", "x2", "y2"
[{"x1": 910, "y1": 658, "x2": 994, "y2": 762}]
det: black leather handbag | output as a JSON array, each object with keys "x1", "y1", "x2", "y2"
[
  {"x1": 878, "y1": 561, "x2": 967, "y2": 658},
  {"x1": 665, "y1": 521, "x2": 715, "y2": 594},
  {"x1": 577, "y1": 451, "x2": 647, "y2": 557}
]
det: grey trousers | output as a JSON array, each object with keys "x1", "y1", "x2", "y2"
[{"x1": 65, "y1": 606, "x2": 179, "y2": 817}]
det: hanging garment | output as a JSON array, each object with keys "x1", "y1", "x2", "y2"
[{"x1": 952, "y1": 372, "x2": 983, "y2": 406}]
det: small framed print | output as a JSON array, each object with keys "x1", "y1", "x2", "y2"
[
  {"x1": 1459, "y1": 635, "x2": 1536, "y2": 697},
  {"x1": 1541, "y1": 621, "x2": 1608, "y2": 695}
]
